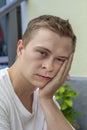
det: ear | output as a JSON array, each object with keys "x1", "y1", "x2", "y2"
[{"x1": 17, "y1": 40, "x2": 24, "y2": 56}]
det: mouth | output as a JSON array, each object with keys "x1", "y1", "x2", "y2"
[{"x1": 35, "y1": 74, "x2": 52, "y2": 81}]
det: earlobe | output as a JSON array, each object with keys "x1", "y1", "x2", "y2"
[{"x1": 17, "y1": 40, "x2": 24, "y2": 56}]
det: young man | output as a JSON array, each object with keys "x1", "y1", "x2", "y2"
[{"x1": 0, "y1": 15, "x2": 76, "y2": 130}]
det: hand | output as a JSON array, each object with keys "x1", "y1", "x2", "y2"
[{"x1": 39, "y1": 53, "x2": 74, "y2": 100}]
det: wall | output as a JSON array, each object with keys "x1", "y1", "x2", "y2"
[{"x1": 22, "y1": 0, "x2": 87, "y2": 77}]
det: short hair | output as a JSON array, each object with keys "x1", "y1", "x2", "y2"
[{"x1": 22, "y1": 15, "x2": 76, "y2": 51}]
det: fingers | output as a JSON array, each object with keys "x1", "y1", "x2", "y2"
[
  {"x1": 54, "y1": 53, "x2": 73, "y2": 83},
  {"x1": 62, "y1": 53, "x2": 74, "y2": 81}
]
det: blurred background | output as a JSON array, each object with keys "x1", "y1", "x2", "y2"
[{"x1": 0, "y1": 0, "x2": 87, "y2": 77}]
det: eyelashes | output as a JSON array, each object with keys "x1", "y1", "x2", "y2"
[
  {"x1": 56, "y1": 58, "x2": 66, "y2": 63},
  {"x1": 35, "y1": 48, "x2": 67, "y2": 63},
  {"x1": 38, "y1": 51, "x2": 48, "y2": 57},
  {"x1": 35, "y1": 49, "x2": 49, "y2": 58},
  {"x1": 36, "y1": 50, "x2": 66, "y2": 63}
]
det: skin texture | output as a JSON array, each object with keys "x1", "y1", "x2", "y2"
[{"x1": 8, "y1": 28, "x2": 75, "y2": 130}]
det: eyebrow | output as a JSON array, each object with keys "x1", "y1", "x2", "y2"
[
  {"x1": 35, "y1": 46, "x2": 52, "y2": 53},
  {"x1": 35, "y1": 46, "x2": 69, "y2": 59}
]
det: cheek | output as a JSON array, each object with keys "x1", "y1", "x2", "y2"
[
  {"x1": 23, "y1": 51, "x2": 45, "y2": 70},
  {"x1": 27, "y1": 58, "x2": 42, "y2": 71},
  {"x1": 54, "y1": 63, "x2": 63, "y2": 74},
  {"x1": 29, "y1": 54, "x2": 43, "y2": 68}
]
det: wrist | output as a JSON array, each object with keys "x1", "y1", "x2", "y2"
[{"x1": 39, "y1": 96, "x2": 54, "y2": 108}]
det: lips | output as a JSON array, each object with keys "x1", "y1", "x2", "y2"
[{"x1": 36, "y1": 74, "x2": 52, "y2": 80}]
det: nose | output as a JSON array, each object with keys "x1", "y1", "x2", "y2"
[{"x1": 41, "y1": 58, "x2": 54, "y2": 72}]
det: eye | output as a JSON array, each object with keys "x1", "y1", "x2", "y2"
[
  {"x1": 38, "y1": 50, "x2": 48, "y2": 57},
  {"x1": 56, "y1": 58, "x2": 66, "y2": 63}
]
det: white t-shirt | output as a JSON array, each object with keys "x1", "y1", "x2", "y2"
[{"x1": 0, "y1": 68, "x2": 47, "y2": 130}]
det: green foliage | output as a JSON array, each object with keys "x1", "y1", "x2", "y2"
[{"x1": 55, "y1": 84, "x2": 80, "y2": 125}]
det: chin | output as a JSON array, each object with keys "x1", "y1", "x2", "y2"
[{"x1": 33, "y1": 80, "x2": 48, "y2": 89}]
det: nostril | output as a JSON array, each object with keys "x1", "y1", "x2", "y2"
[{"x1": 41, "y1": 62, "x2": 54, "y2": 71}]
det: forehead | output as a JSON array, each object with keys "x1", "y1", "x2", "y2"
[{"x1": 27, "y1": 28, "x2": 73, "y2": 55}]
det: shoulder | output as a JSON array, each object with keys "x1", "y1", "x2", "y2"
[
  {"x1": 0, "y1": 68, "x2": 10, "y2": 114},
  {"x1": 0, "y1": 93, "x2": 10, "y2": 129},
  {"x1": 0, "y1": 68, "x2": 8, "y2": 83},
  {"x1": 0, "y1": 94, "x2": 10, "y2": 120}
]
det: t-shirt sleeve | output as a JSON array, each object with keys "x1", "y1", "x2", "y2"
[{"x1": 0, "y1": 100, "x2": 10, "y2": 130}]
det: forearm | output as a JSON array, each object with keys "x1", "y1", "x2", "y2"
[{"x1": 40, "y1": 98, "x2": 75, "y2": 130}]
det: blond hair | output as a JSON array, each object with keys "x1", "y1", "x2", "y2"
[{"x1": 22, "y1": 15, "x2": 76, "y2": 51}]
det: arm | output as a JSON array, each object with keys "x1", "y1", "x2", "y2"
[
  {"x1": 40, "y1": 97, "x2": 75, "y2": 130},
  {"x1": 39, "y1": 54, "x2": 75, "y2": 130}
]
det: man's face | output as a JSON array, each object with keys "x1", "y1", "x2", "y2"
[{"x1": 17, "y1": 28, "x2": 73, "y2": 89}]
